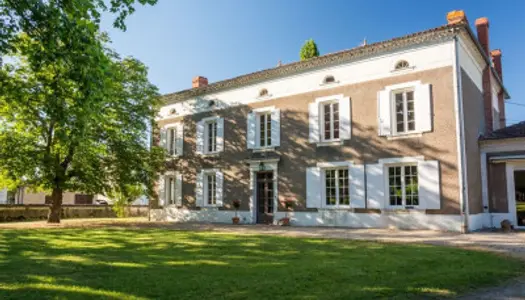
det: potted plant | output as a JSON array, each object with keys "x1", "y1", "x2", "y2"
[
  {"x1": 232, "y1": 200, "x2": 241, "y2": 225},
  {"x1": 280, "y1": 199, "x2": 294, "y2": 226}
]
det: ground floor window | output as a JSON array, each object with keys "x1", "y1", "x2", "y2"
[
  {"x1": 388, "y1": 165, "x2": 418, "y2": 207},
  {"x1": 165, "y1": 176, "x2": 177, "y2": 205},
  {"x1": 324, "y1": 168, "x2": 349, "y2": 206},
  {"x1": 206, "y1": 174, "x2": 216, "y2": 205}
]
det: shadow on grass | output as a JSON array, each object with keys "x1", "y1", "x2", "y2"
[{"x1": 0, "y1": 228, "x2": 522, "y2": 300}]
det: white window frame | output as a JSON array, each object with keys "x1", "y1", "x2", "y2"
[
  {"x1": 391, "y1": 88, "x2": 416, "y2": 135},
  {"x1": 165, "y1": 174, "x2": 177, "y2": 206},
  {"x1": 316, "y1": 94, "x2": 344, "y2": 143},
  {"x1": 386, "y1": 163, "x2": 419, "y2": 209},
  {"x1": 164, "y1": 123, "x2": 182, "y2": 157},
  {"x1": 252, "y1": 106, "x2": 276, "y2": 150},
  {"x1": 317, "y1": 161, "x2": 352, "y2": 209},
  {"x1": 204, "y1": 118, "x2": 218, "y2": 154},
  {"x1": 202, "y1": 169, "x2": 220, "y2": 207}
]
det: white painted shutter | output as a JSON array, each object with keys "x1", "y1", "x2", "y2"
[
  {"x1": 271, "y1": 109, "x2": 280, "y2": 147},
  {"x1": 175, "y1": 173, "x2": 182, "y2": 206},
  {"x1": 160, "y1": 128, "x2": 167, "y2": 150},
  {"x1": 158, "y1": 176, "x2": 165, "y2": 207},
  {"x1": 216, "y1": 118, "x2": 225, "y2": 152},
  {"x1": 0, "y1": 189, "x2": 6, "y2": 204},
  {"x1": 366, "y1": 163, "x2": 385, "y2": 209},
  {"x1": 308, "y1": 103, "x2": 320, "y2": 143},
  {"x1": 350, "y1": 164, "x2": 366, "y2": 208},
  {"x1": 215, "y1": 171, "x2": 223, "y2": 206},
  {"x1": 415, "y1": 83, "x2": 432, "y2": 133},
  {"x1": 378, "y1": 90, "x2": 391, "y2": 136},
  {"x1": 195, "y1": 171, "x2": 204, "y2": 207},
  {"x1": 306, "y1": 167, "x2": 322, "y2": 208},
  {"x1": 339, "y1": 97, "x2": 351, "y2": 140},
  {"x1": 196, "y1": 120, "x2": 204, "y2": 155},
  {"x1": 247, "y1": 112, "x2": 256, "y2": 149},
  {"x1": 176, "y1": 123, "x2": 184, "y2": 156},
  {"x1": 418, "y1": 160, "x2": 440, "y2": 209}
]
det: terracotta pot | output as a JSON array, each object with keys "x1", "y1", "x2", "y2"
[
  {"x1": 280, "y1": 217, "x2": 290, "y2": 226},
  {"x1": 232, "y1": 217, "x2": 240, "y2": 225}
]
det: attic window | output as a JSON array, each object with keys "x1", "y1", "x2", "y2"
[
  {"x1": 209, "y1": 100, "x2": 215, "y2": 107},
  {"x1": 323, "y1": 75, "x2": 336, "y2": 84},
  {"x1": 259, "y1": 88, "x2": 269, "y2": 97},
  {"x1": 169, "y1": 108, "x2": 177, "y2": 115},
  {"x1": 395, "y1": 60, "x2": 410, "y2": 70}
]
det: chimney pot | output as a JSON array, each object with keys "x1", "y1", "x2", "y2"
[
  {"x1": 475, "y1": 17, "x2": 490, "y2": 56},
  {"x1": 192, "y1": 76, "x2": 208, "y2": 88},
  {"x1": 447, "y1": 10, "x2": 467, "y2": 24},
  {"x1": 491, "y1": 49, "x2": 503, "y2": 81}
]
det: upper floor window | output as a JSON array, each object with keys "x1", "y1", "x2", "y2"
[
  {"x1": 388, "y1": 164, "x2": 418, "y2": 207},
  {"x1": 324, "y1": 168, "x2": 349, "y2": 206},
  {"x1": 259, "y1": 88, "x2": 269, "y2": 97},
  {"x1": 322, "y1": 102, "x2": 340, "y2": 141},
  {"x1": 247, "y1": 107, "x2": 280, "y2": 149},
  {"x1": 167, "y1": 127, "x2": 178, "y2": 156},
  {"x1": 393, "y1": 89, "x2": 415, "y2": 134},
  {"x1": 394, "y1": 60, "x2": 410, "y2": 70},
  {"x1": 378, "y1": 81, "x2": 432, "y2": 138},
  {"x1": 161, "y1": 123, "x2": 183, "y2": 157},
  {"x1": 323, "y1": 75, "x2": 336, "y2": 84},
  {"x1": 196, "y1": 116, "x2": 224, "y2": 155}
]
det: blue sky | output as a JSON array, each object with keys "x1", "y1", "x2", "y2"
[{"x1": 101, "y1": 0, "x2": 525, "y2": 125}]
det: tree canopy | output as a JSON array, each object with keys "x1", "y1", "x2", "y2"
[
  {"x1": 0, "y1": 0, "x2": 164, "y2": 222},
  {"x1": 299, "y1": 39, "x2": 320, "y2": 61}
]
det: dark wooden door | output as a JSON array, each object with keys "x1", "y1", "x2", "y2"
[{"x1": 256, "y1": 171, "x2": 274, "y2": 224}]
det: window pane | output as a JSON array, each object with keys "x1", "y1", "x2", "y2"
[
  {"x1": 407, "y1": 91, "x2": 415, "y2": 131},
  {"x1": 169, "y1": 129, "x2": 176, "y2": 155},
  {"x1": 213, "y1": 122, "x2": 217, "y2": 152},
  {"x1": 406, "y1": 91, "x2": 414, "y2": 101},
  {"x1": 207, "y1": 175, "x2": 216, "y2": 205},
  {"x1": 266, "y1": 114, "x2": 272, "y2": 146},
  {"x1": 170, "y1": 177, "x2": 176, "y2": 205},
  {"x1": 324, "y1": 104, "x2": 331, "y2": 140},
  {"x1": 333, "y1": 103, "x2": 339, "y2": 139},
  {"x1": 389, "y1": 166, "x2": 403, "y2": 206},
  {"x1": 325, "y1": 170, "x2": 336, "y2": 205},
  {"x1": 338, "y1": 169, "x2": 349, "y2": 205},
  {"x1": 404, "y1": 166, "x2": 418, "y2": 206},
  {"x1": 259, "y1": 114, "x2": 265, "y2": 147},
  {"x1": 207, "y1": 123, "x2": 213, "y2": 152},
  {"x1": 395, "y1": 93, "x2": 405, "y2": 133}
]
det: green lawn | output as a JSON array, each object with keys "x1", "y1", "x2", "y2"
[{"x1": 0, "y1": 228, "x2": 522, "y2": 299}]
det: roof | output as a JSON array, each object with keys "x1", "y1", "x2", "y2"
[
  {"x1": 481, "y1": 122, "x2": 525, "y2": 140},
  {"x1": 163, "y1": 21, "x2": 508, "y2": 104}
]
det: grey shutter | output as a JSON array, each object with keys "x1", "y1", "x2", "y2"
[
  {"x1": 195, "y1": 171, "x2": 204, "y2": 207},
  {"x1": 366, "y1": 163, "x2": 385, "y2": 209},
  {"x1": 308, "y1": 103, "x2": 320, "y2": 143},
  {"x1": 160, "y1": 128, "x2": 167, "y2": 150},
  {"x1": 176, "y1": 123, "x2": 184, "y2": 156},
  {"x1": 306, "y1": 167, "x2": 322, "y2": 208},
  {"x1": 196, "y1": 120, "x2": 204, "y2": 154},
  {"x1": 216, "y1": 118, "x2": 225, "y2": 152},
  {"x1": 378, "y1": 90, "x2": 391, "y2": 136},
  {"x1": 175, "y1": 173, "x2": 182, "y2": 206},
  {"x1": 158, "y1": 176, "x2": 166, "y2": 207},
  {"x1": 247, "y1": 112, "x2": 256, "y2": 149},
  {"x1": 350, "y1": 164, "x2": 366, "y2": 208},
  {"x1": 415, "y1": 83, "x2": 432, "y2": 133},
  {"x1": 339, "y1": 97, "x2": 351, "y2": 140},
  {"x1": 215, "y1": 171, "x2": 223, "y2": 206},
  {"x1": 271, "y1": 109, "x2": 280, "y2": 147},
  {"x1": 418, "y1": 160, "x2": 440, "y2": 209}
]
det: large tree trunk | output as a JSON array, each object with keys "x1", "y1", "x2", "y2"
[{"x1": 47, "y1": 188, "x2": 63, "y2": 223}]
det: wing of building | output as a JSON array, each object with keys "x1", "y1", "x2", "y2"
[{"x1": 152, "y1": 10, "x2": 523, "y2": 232}]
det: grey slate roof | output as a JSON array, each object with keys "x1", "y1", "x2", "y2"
[
  {"x1": 162, "y1": 22, "x2": 508, "y2": 104},
  {"x1": 481, "y1": 122, "x2": 525, "y2": 140}
]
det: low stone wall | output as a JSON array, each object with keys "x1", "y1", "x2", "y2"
[{"x1": 0, "y1": 205, "x2": 148, "y2": 222}]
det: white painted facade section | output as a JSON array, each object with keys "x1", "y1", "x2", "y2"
[
  {"x1": 0, "y1": 189, "x2": 7, "y2": 204},
  {"x1": 158, "y1": 42, "x2": 454, "y2": 120}
]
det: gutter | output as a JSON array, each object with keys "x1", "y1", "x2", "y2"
[{"x1": 452, "y1": 33, "x2": 470, "y2": 233}]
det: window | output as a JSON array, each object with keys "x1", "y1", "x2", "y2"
[
  {"x1": 393, "y1": 89, "x2": 415, "y2": 134},
  {"x1": 165, "y1": 176, "x2": 177, "y2": 205},
  {"x1": 206, "y1": 174, "x2": 216, "y2": 205},
  {"x1": 259, "y1": 88, "x2": 269, "y2": 97},
  {"x1": 322, "y1": 102, "x2": 340, "y2": 141},
  {"x1": 323, "y1": 75, "x2": 335, "y2": 84},
  {"x1": 258, "y1": 113, "x2": 272, "y2": 147},
  {"x1": 395, "y1": 60, "x2": 410, "y2": 70},
  {"x1": 324, "y1": 169, "x2": 349, "y2": 206},
  {"x1": 167, "y1": 127, "x2": 177, "y2": 156},
  {"x1": 205, "y1": 120, "x2": 218, "y2": 153},
  {"x1": 388, "y1": 165, "x2": 418, "y2": 207}
]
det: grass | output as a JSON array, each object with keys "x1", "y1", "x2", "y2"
[{"x1": 0, "y1": 228, "x2": 522, "y2": 299}]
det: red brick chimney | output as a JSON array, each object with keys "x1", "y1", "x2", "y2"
[
  {"x1": 192, "y1": 76, "x2": 208, "y2": 88},
  {"x1": 446, "y1": 10, "x2": 468, "y2": 24},
  {"x1": 491, "y1": 49, "x2": 506, "y2": 128},
  {"x1": 476, "y1": 17, "x2": 494, "y2": 133}
]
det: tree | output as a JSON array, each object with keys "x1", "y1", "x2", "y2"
[
  {"x1": 0, "y1": 3, "x2": 165, "y2": 222},
  {"x1": 299, "y1": 39, "x2": 320, "y2": 61}
]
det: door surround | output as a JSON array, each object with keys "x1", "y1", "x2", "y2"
[
  {"x1": 248, "y1": 159, "x2": 279, "y2": 224},
  {"x1": 506, "y1": 162, "x2": 525, "y2": 228}
]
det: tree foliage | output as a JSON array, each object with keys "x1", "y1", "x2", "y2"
[
  {"x1": 0, "y1": 0, "x2": 164, "y2": 222},
  {"x1": 299, "y1": 39, "x2": 320, "y2": 61}
]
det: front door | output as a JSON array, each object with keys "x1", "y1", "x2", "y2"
[
  {"x1": 514, "y1": 170, "x2": 525, "y2": 227},
  {"x1": 256, "y1": 171, "x2": 274, "y2": 224}
]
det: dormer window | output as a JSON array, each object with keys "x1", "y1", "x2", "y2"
[
  {"x1": 395, "y1": 60, "x2": 410, "y2": 70},
  {"x1": 323, "y1": 75, "x2": 336, "y2": 84},
  {"x1": 208, "y1": 100, "x2": 215, "y2": 107},
  {"x1": 169, "y1": 108, "x2": 177, "y2": 115},
  {"x1": 259, "y1": 88, "x2": 269, "y2": 97}
]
